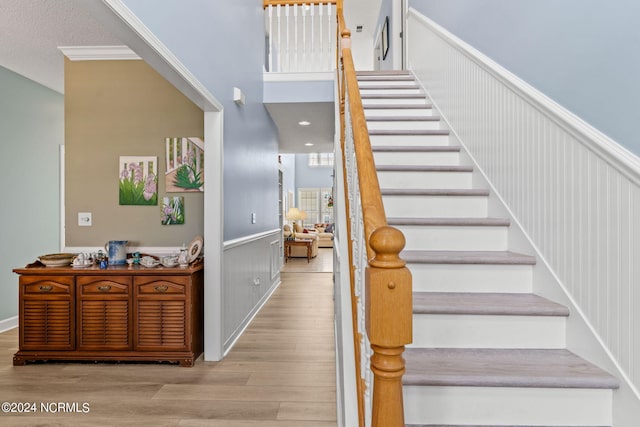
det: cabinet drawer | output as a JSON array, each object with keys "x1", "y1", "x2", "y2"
[
  {"x1": 77, "y1": 276, "x2": 131, "y2": 296},
  {"x1": 20, "y1": 276, "x2": 73, "y2": 295},
  {"x1": 135, "y1": 276, "x2": 189, "y2": 295}
]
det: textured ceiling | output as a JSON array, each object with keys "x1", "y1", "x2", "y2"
[{"x1": 0, "y1": 0, "x2": 123, "y2": 93}]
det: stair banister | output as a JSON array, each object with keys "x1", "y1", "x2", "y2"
[{"x1": 337, "y1": 4, "x2": 413, "y2": 426}]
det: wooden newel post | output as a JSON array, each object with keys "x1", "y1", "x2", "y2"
[{"x1": 365, "y1": 226, "x2": 413, "y2": 427}]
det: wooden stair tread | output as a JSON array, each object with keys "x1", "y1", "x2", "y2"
[
  {"x1": 388, "y1": 217, "x2": 509, "y2": 227},
  {"x1": 403, "y1": 348, "x2": 620, "y2": 389},
  {"x1": 369, "y1": 129, "x2": 450, "y2": 136},
  {"x1": 401, "y1": 250, "x2": 536, "y2": 265},
  {"x1": 382, "y1": 188, "x2": 490, "y2": 196},
  {"x1": 377, "y1": 165, "x2": 472, "y2": 172},
  {"x1": 413, "y1": 292, "x2": 569, "y2": 316},
  {"x1": 373, "y1": 146, "x2": 460, "y2": 152},
  {"x1": 366, "y1": 115, "x2": 441, "y2": 122}
]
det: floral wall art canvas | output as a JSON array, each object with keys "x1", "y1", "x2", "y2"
[
  {"x1": 165, "y1": 137, "x2": 204, "y2": 192},
  {"x1": 161, "y1": 196, "x2": 185, "y2": 225},
  {"x1": 119, "y1": 156, "x2": 158, "y2": 205}
]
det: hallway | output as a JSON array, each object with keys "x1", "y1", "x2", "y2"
[{"x1": 0, "y1": 271, "x2": 336, "y2": 426}]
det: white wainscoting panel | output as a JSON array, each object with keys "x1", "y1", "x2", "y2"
[
  {"x1": 407, "y1": 7, "x2": 640, "y2": 403},
  {"x1": 223, "y1": 229, "x2": 281, "y2": 353}
]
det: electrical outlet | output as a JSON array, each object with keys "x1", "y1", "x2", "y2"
[
  {"x1": 253, "y1": 277, "x2": 260, "y2": 286},
  {"x1": 251, "y1": 212, "x2": 257, "y2": 224},
  {"x1": 78, "y1": 212, "x2": 92, "y2": 226}
]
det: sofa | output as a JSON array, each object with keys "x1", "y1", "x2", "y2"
[
  {"x1": 283, "y1": 224, "x2": 319, "y2": 258},
  {"x1": 313, "y1": 223, "x2": 334, "y2": 248}
]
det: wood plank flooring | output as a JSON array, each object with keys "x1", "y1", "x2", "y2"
[
  {"x1": 0, "y1": 272, "x2": 336, "y2": 426},
  {"x1": 281, "y1": 248, "x2": 333, "y2": 273}
]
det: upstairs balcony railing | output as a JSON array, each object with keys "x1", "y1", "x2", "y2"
[
  {"x1": 264, "y1": 2, "x2": 412, "y2": 426},
  {"x1": 264, "y1": 0, "x2": 337, "y2": 72}
]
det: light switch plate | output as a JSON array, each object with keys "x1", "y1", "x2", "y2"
[{"x1": 78, "y1": 212, "x2": 92, "y2": 226}]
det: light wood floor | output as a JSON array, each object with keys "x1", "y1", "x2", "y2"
[
  {"x1": 281, "y1": 248, "x2": 333, "y2": 273},
  {"x1": 0, "y1": 272, "x2": 336, "y2": 426}
]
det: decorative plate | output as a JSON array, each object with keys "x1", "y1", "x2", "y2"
[
  {"x1": 38, "y1": 253, "x2": 76, "y2": 267},
  {"x1": 188, "y1": 235, "x2": 203, "y2": 263}
]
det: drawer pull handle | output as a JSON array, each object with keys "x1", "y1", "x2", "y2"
[
  {"x1": 97, "y1": 285, "x2": 112, "y2": 292},
  {"x1": 39, "y1": 285, "x2": 53, "y2": 292},
  {"x1": 154, "y1": 285, "x2": 168, "y2": 293}
]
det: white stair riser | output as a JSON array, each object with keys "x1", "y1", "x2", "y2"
[
  {"x1": 362, "y1": 98, "x2": 428, "y2": 106},
  {"x1": 357, "y1": 80, "x2": 417, "y2": 87},
  {"x1": 374, "y1": 151, "x2": 460, "y2": 166},
  {"x1": 360, "y1": 88, "x2": 423, "y2": 96},
  {"x1": 408, "y1": 264, "x2": 533, "y2": 293},
  {"x1": 396, "y1": 224, "x2": 508, "y2": 251},
  {"x1": 383, "y1": 195, "x2": 488, "y2": 218},
  {"x1": 377, "y1": 171, "x2": 472, "y2": 190},
  {"x1": 404, "y1": 386, "x2": 612, "y2": 426},
  {"x1": 365, "y1": 108, "x2": 434, "y2": 117},
  {"x1": 370, "y1": 134, "x2": 450, "y2": 147},
  {"x1": 366, "y1": 120, "x2": 442, "y2": 131},
  {"x1": 410, "y1": 314, "x2": 566, "y2": 348}
]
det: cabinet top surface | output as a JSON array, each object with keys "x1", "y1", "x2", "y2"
[{"x1": 13, "y1": 260, "x2": 203, "y2": 276}]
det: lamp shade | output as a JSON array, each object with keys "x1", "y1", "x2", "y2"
[{"x1": 286, "y1": 207, "x2": 302, "y2": 221}]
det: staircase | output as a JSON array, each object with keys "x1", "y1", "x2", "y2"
[{"x1": 356, "y1": 70, "x2": 620, "y2": 427}]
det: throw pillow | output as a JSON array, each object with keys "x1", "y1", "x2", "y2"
[{"x1": 325, "y1": 223, "x2": 334, "y2": 233}]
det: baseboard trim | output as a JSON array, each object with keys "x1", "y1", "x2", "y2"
[{"x1": 0, "y1": 316, "x2": 18, "y2": 333}]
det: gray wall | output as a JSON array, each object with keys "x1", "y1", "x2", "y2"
[
  {"x1": 0, "y1": 66, "x2": 63, "y2": 322},
  {"x1": 409, "y1": 0, "x2": 640, "y2": 156},
  {"x1": 123, "y1": 0, "x2": 280, "y2": 240},
  {"x1": 294, "y1": 154, "x2": 334, "y2": 189}
]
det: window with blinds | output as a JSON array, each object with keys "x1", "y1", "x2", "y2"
[{"x1": 297, "y1": 187, "x2": 334, "y2": 226}]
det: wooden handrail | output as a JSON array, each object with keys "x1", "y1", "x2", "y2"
[{"x1": 337, "y1": 4, "x2": 412, "y2": 427}]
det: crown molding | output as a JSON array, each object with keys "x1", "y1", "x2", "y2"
[{"x1": 58, "y1": 45, "x2": 141, "y2": 61}]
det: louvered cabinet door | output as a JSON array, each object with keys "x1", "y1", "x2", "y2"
[
  {"x1": 76, "y1": 276, "x2": 133, "y2": 351},
  {"x1": 134, "y1": 276, "x2": 190, "y2": 351},
  {"x1": 19, "y1": 276, "x2": 75, "y2": 350}
]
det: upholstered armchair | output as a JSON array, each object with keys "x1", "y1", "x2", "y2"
[{"x1": 313, "y1": 223, "x2": 334, "y2": 248}]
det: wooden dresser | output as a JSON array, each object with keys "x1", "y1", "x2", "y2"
[{"x1": 13, "y1": 261, "x2": 204, "y2": 367}]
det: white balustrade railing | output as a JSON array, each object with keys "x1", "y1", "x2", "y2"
[
  {"x1": 265, "y1": 2, "x2": 337, "y2": 72},
  {"x1": 344, "y1": 88, "x2": 373, "y2": 427}
]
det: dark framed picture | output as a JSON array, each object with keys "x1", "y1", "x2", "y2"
[{"x1": 382, "y1": 16, "x2": 390, "y2": 60}]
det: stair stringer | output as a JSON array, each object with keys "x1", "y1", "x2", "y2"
[{"x1": 410, "y1": 70, "x2": 640, "y2": 425}]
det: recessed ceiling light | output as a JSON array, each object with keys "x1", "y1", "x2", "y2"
[
  {"x1": 298, "y1": 120, "x2": 311, "y2": 126},
  {"x1": 304, "y1": 142, "x2": 314, "y2": 146}
]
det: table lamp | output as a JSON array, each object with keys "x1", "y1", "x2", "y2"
[{"x1": 286, "y1": 207, "x2": 303, "y2": 238}]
